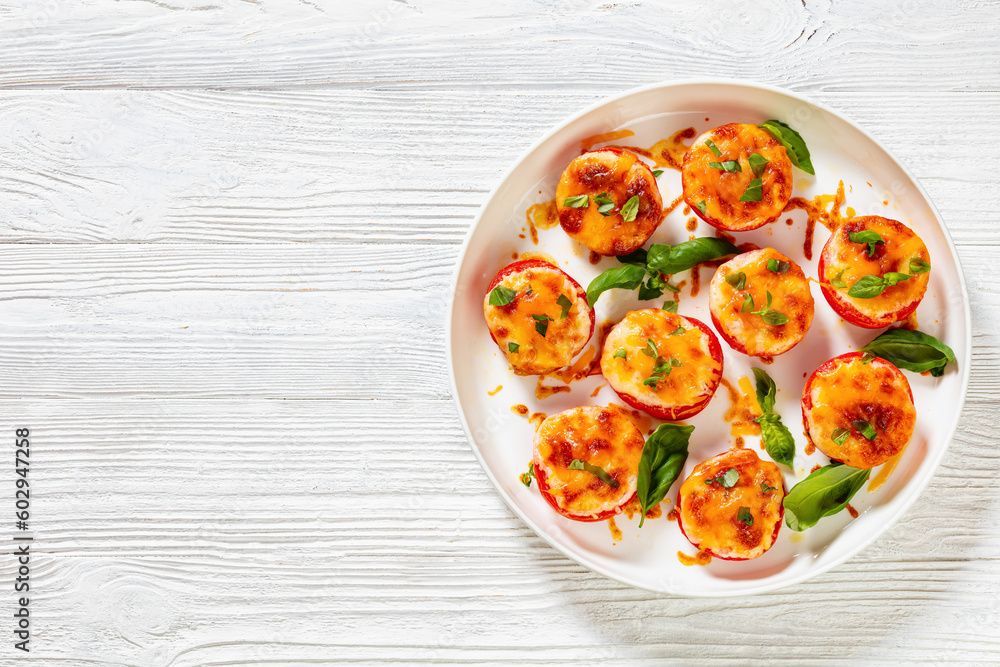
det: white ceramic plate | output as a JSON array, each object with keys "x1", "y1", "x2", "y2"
[{"x1": 447, "y1": 80, "x2": 971, "y2": 596}]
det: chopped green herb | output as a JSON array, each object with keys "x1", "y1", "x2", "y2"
[
  {"x1": 519, "y1": 462, "x2": 535, "y2": 487},
  {"x1": 694, "y1": 200, "x2": 707, "y2": 215},
  {"x1": 532, "y1": 313, "x2": 552, "y2": 337},
  {"x1": 725, "y1": 271, "x2": 747, "y2": 290},
  {"x1": 741, "y1": 293, "x2": 754, "y2": 313},
  {"x1": 909, "y1": 257, "x2": 931, "y2": 274},
  {"x1": 705, "y1": 139, "x2": 722, "y2": 156},
  {"x1": 670, "y1": 326, "x2": 685, "y2": 336},
  {"x1": 830, "y1": 268, "x2": 848, "y2": 289},
  {"x1": 739, "y1": 177, "x2": 763, "y2": 202},
  {"x1": 613, "y1": 348, "x2": 627, "y2": 360},
  {"x1": 705, "y1": 467, "x2": 740, "y2": 489},
  {"x1": 760, "y1": 481, "x2": 778, "y2": 494},
  {"x1": 767, "y1": 258, "x2": 790, "y2": 274},
  {"x1": 860, "y1": 352, "x2": 876, "y2": 364},
  {"x1": 709, "y1": 160, "x2": 742, "y2": 173},
  {"x1": 488, "y1": 285, "x2": 517, "y2": 306},
  {"x1": 848, "y1": 230, "x2": 885, "y2": 258},
  {"x1": 852, "y1": 420, "x2": 877, "y2": 441},
  {"x1": 621, "y1": 195, "x2": 640, "y2": 223},
  {"x1": 508, "y1": 342, "x2": 519, "y2": 354},
  {"x1": 563, "y1": 194, "x2": 589, "y2": 208},
  {"x1": 737, "y1": 506, "x2": 754, "y2": 526},
  {"x1": 568, "y1": 459, "x2": 620, "y2": 489},
  {"x1": 662, "y1": 300, "x2": 678, "y2": 313},
  {"x1": 652, "y1": 169, "x2": 664, "y2": 177},
  {"x1": 748, "y1": 153, "x2": 769, "y2": 178},
  {"x1": 594, "y1": 191, "x2": 616, "y2": 216},
  {"x1": 556, "y1": 294, "x2": 573, "y2": 319},
  {"x1": 831, "y1": 427, "x2": 850, "y2": 446},
  {"x1": 641, "y1": 338, "x2": 658, "y2": 358},
  {"x1": 751, "y1": 291, "x2": 789, "y2": 325}
]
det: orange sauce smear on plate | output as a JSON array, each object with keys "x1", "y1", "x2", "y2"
[
  {"x1": 525, "y1": 199, "x2": 559, "y2": 245},
  {"x1": 608, "y1": 516, "x2": 623, "y2": 542},
  {"x1": 677, "y1": 550, "x2": 713, "y2": 567},
  {"x1": 720, "y1": 376, "x2": 762, "y2": 439},
  {"x1": 487, "y1": 385, "x2": 503, "y2": 396},
  {"x1": 868, "y1": 449, "x2": 904, "y2": 492},
  {"x1": 608, "y1": 127, "x2": 697, "y2": 172},
  {"x1": 783, "y1": 180, "x2": 847, "y2": 260}
]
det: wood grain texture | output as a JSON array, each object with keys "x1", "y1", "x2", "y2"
[{"x1": 0, "y1": 0, "x2": 998, "y2": 664}]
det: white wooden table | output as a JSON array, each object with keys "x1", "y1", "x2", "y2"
[{"x1": 1, "y1": 1, "x2": 998, "y2": 664}]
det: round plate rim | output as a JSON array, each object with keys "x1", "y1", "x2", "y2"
[{"x1": 445, "y1": 78, "x2": 972, "y2": 597}]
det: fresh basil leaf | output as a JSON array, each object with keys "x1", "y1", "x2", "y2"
[
  {"x1": 851, "y1": 419, "x2": 877, "y2": 441},
  {"x1": 488, "y1": 285, "x2": 516, "y2": 306},
  {"x1": 531, "y1": 314, "x2": 552, "y2": 321},
  {"x1": 532, "y1": 313, "x2": 552, "y2": 337},
  {"x1": 909, "y1": 257, "x2": 931, "y2": 274},
  {"x1": 705, "y1": 139, "x2": 722, "y2": 156},
  {"x1": 636, "y1": 423, "x2": 694, "y2": 527},
  {"x1": 694, "y1": 200, "x2": 707, "y2": 215},
  {"x1": 761, "y1": 309, "x2": 790, "y2": 326},
  {"x1": 767, "y1": 258, "x2": 790, "y2": 274},
  {"x1": 741, "y1": 293, "x2": 754, "y2": 313},
  {"x1": 556, "y1": 294, "x2": 573, "y2": 319},
  {"x1": 709, "y1": 160, "x2": 742, "y2": 173},
  {"x1": 646, "y1": 238, "x2": 741, "y2": 275},
  {"x1": 860, "y1": 352, "x2": 876, "y2": 364},
  {"x1": 748, "y1": 152, "x2": 769, "y2": 178},
  {"x1": 585, "y1": 264, "x2": 646, "y2": 306},
  {"x1": 508, "y1": 342, "x2": 519, "y2": 354},
  {"x1": 783, "y1": 463, "x2": 869, "y2": 531},
  {"x1": 652, "y1": 169, "x2": 664, "y2": 177},
  {"x1": 848, "y1": 274, "x2": 887, "y2": 299},
  {"x1": 519, "y1": 462, "x2": 534, "y2": 487},
  {"x1": 848, "y1": 230, "x2": 885, "y2": 258},
  {"x1": 670, "y1": 326, "x2": 685, "y2": 336},
  {"x1": 637, "y1": 276, "x2": 664, "y2": 301},
  {"x1": 620, "y1": 195, "x2": 640, "y2": 223},
  {"x1": 830, "y1": 268, "x2": 848, "y2": 289},
  {"x1": 884, "y1": 272, "x2": 911, "y2": 287},
  {"x1": 859, "y1": 327, "x2": 956, "y2": 377},
  {"x1": 615, "y1": 247, "x2": 648, "y2": 267},
  {"x1": 760, "y1": 481, "x2": 778, "y2": 494},
  {"x1": 758, "y1": 414, "x2": 795, "y2": 467},
  {"x1": 831, "y1": 427, "x2": 849, "y2": 446},
  {"x1": 706, "y1": 467, "x2": 739, "y2": 489},
  {"x1": 662, "y1": 300, "x2": 678, "y2": 313},
  {"x1": 563, "y1": 194, "x2": 589, "y2": 208},
  {"x1": 759, "y1": 120, "x2": 815, "y2": 175},
  {"x1": 613, "y1": 348, "x2": 627, "y2": 359},
  {"x1": 594, "y1": 191, "x2": 616, "y2": 216},
  {"x1": 739, "y1": 177, "x2": 763, "y2": 202},
  {"x1": 751, "y1": 367, "x2": 777, "y2": 414},
  {"x1": 737, "y1": 506, "x2": 754, "y2": 526},
  {"x1": 725, "y1": 271, "x2": 747, "y2": 290},
  {"x1": 568, "y1": 459, "x2": 620, "y2": 489},
  {"x1": 641, "y1": 338, "x2": 658, "y2": 358}
]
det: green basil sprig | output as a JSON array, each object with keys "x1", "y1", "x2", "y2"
[
  {"x1": 587, "y1": 238, "x2": 740, "y2": 305},
  {"x1": 759, "y1": 120, "x2": 815, "y2": 175},
  {"x1": 783, "y1": 463, "x2": 870, "y2": 531},
  {"x1": 848, "y1": 230, "x2": 885, "y2": 258},
  {"x1": 594, "y1": 191, "x2": 616, "y2": 216},
  {"x1": 847, "y1": 272, "x2": 910, "y2": 299},
  {"x1": 750, "y1": 291, "x2": 789, "y2": 326},
  {"x1": 752, "y1": 368, "x2": 795, "y2": 468},
  {"x1": 636, "y1": 423, "x2": 694, "y2": 527},
  {"x1": 858, "y1": 327, "x2": 956, "y2": 377},
  {"x1": 568, "y1": 459, "x2": 620, "y2": 489}
]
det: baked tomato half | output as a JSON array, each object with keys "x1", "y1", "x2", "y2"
[
  {"x1": 600, "y1": 309, "x2": 724, "y2": 420},
  {"x1": 709, "y1": 247, "x2": 814, "y2": 357},
  {"x1": 483, "y1": 259, "x2": 594, "y2": 376},
  {"x1": 682, "y1": 123, "x2": 793, "y2": 232},
  {"x1": 532, "y1": 406, "x2": 645, "y2": 522},
  {"x1": 677, "y1": 448, "x2": 785, "y2": 560},
  {"x1": 555, "y1": 147, "x2": 663, "y2": 256},
  {"x1": 818, "y1": 216, "x2": 931, "y2": 329},
  {"x1": 802, "y1": 351, "x2": 916, "y2": 469}
]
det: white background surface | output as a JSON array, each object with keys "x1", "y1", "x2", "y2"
[{"x1": 0, "y1": 1, "x2": 997, "y2": 664}]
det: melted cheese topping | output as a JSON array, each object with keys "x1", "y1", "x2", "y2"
[
  {"x1": 533, "y1": 406, "x2": 644, "y2": 518},
  {"x1": 678, "y1": 448, "x2": 784, "y2": 560},
  {"x1": 600, "y1": 309, "x2": 722, "y2": 413},
  {"x1": 555, "y1": 148, "x2": 663, "y2": 256},
  {"x1": 483, "y1": 264, "x2": 592, "y2": 375},
  {"x1": 709, "y1": 248, "x2": 815, "y2": 357},
  {"x1": 803, "y1": 353, "x2": 916, "y2": 469},
  {"x1": 682, "y1": 123, "x2": 793, "y2": 232},
  {"x1": 820, "y1": 217, "x2": 930, "y2": 327}
]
